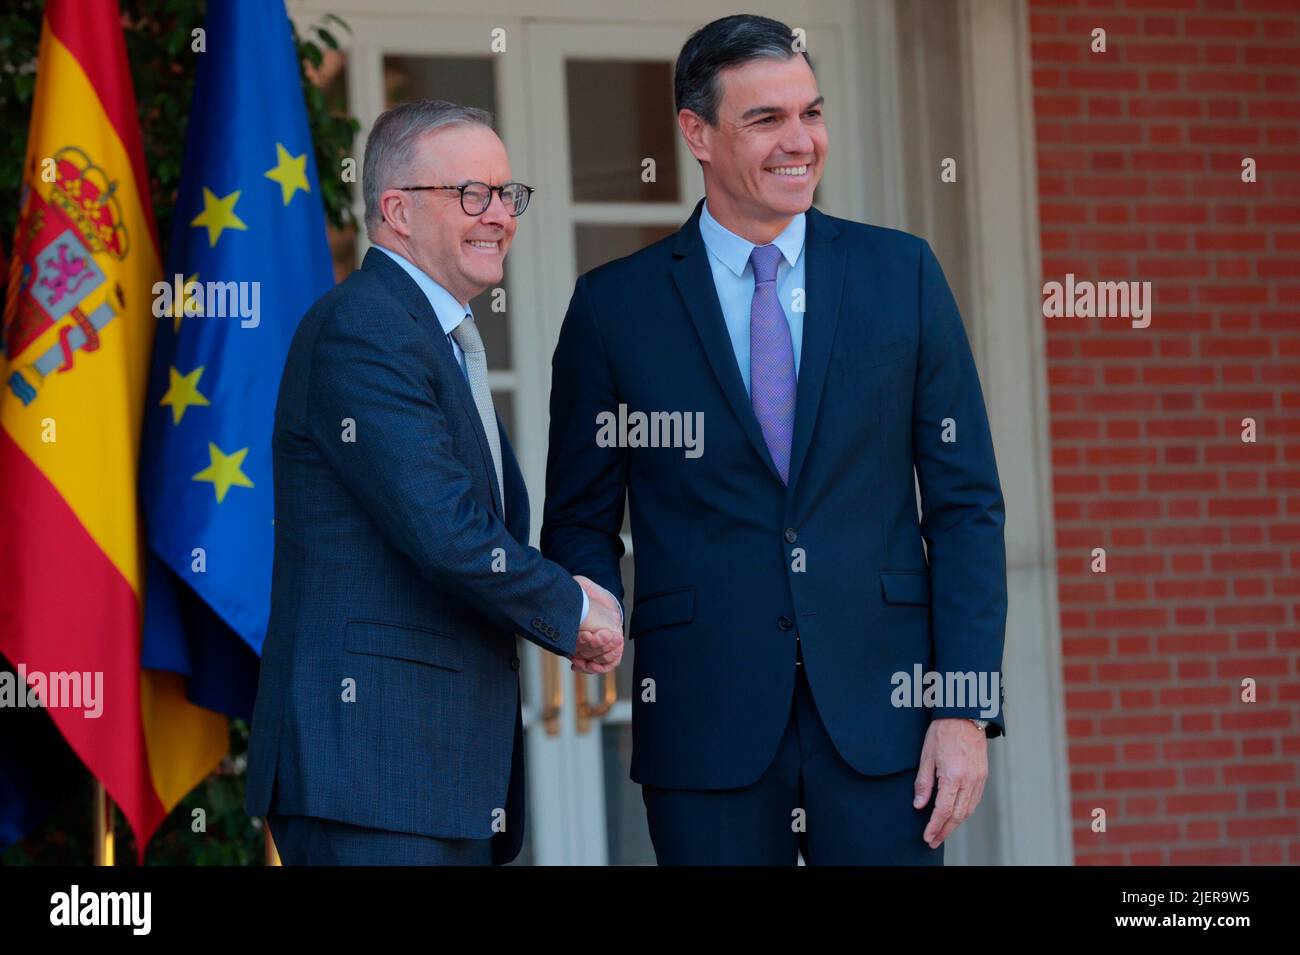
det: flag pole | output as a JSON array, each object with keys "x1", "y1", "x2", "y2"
[
  {"x1": 93, "y1": 781, "x2": 115, "y2": 866},
  {"x1": 264, "y1": 824, "x2": 281, "y2": 866}
]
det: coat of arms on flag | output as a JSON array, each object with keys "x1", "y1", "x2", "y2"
[{"x1": 4, "y1": 147, "x2": 129, "y2": 406}]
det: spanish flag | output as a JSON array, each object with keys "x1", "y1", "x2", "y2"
[{"x1": 0, "y1": 0, "x2": 227, "y2": 858}]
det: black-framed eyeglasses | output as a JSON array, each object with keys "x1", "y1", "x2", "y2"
[{"x1": 395, "y1": 180, "x2": 535, "y2": 217}]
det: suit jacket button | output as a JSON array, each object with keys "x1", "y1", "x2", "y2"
[
  {"x1": 531, "y1": 617, "x2": 544, "y2": 629},
  {"x1": 784, "y1": 528, "x2": 798, "y2": 544},
  {"x1": 510, "y1": 656, "x2": 521, "y2": 671},
  {"x1": 777, "y1": 616, "x2": 793, "y2": 631}
]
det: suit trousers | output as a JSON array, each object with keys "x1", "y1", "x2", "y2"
[
  {"x1": 267, "y1": 813, "x2": 493, "y2": 866},
  {"x1": 641, "y1": 647, "x2": 945, "y2": 866}
]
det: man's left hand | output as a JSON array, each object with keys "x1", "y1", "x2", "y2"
[{"x1": 913, "y1": 718, "x2": 989, "y2": 849}]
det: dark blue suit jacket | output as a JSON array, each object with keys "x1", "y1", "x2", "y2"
[
  {"x1": 246, "y1": 248, "x2": 583, "y2": 863},
  {"x1": 543, "y1": 202, "x2": 1007, "y2": 790}
]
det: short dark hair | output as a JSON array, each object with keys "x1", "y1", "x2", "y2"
[{"x1": 674, "y1": 14, "x2": 812, "y2": 126}]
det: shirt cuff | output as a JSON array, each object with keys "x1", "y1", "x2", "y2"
[{"x1": 577, "y1": 583, "x2": 624, "y2": 627}]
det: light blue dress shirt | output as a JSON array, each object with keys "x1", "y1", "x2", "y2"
[
  {"x1": 698, "y1": 200, "x2": 806, "y2": 395},
  {"x1": 375, "y1": 244, "x2": 470, "y2": 376},
  {"x1": 374, "y1": 244, "x2": 599, "y2": 624}
]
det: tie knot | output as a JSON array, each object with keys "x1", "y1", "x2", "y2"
[
  {"x1": 451, "y1": 314, "x2": 485, "y2": 354},
  {"x1": 750, "y1": 244, "x2": 783, "y2": 285}
]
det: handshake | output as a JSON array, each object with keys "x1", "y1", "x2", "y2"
[{"x1": 571, "y1": 575, "x2": 625, "y2": 674}]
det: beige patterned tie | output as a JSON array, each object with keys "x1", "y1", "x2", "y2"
[{"x1": 451, "y1": 315, "x2": 504, "y2": 517}]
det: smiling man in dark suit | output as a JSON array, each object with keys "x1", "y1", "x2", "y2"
[
  {"x1": 246, "y1": 101, "x2": 623, "y2": 866},
  {"x1": 543, "y1": 15, "x2": 1007, "y2": 865}
]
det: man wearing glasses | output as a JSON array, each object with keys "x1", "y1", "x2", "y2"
[{"x1": 246, "y1": 101, "x2": 623, "y2": 865}]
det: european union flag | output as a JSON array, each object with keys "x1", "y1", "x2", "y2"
[{"x1": 140, "y1": 0, "x2": 334, "y2": 719}]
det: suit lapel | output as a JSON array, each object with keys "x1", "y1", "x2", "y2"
[
  {"x1": 497, "y1": 424, "x2": 529, "y2": 544},
  {"x1": 362, "y1": 248, "x2": 505, "y2": 518},
  {"x1": 670, "y1": 203, "x2": 783, "y2": 484},
  {"x1": 786, "y1": 207, "x2": 845, "y2": 497}
]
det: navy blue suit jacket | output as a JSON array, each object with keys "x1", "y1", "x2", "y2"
[
  {"x1": 542, "y1": 202, "x2": 1007, "y2": 790},
  {"x1": 246, "y1": 247, "x2": 583, "y2": 863}
]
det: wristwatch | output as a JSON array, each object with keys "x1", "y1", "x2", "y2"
[{"x1": 969, "y1": 719, "x2": 989, "y2": 732}]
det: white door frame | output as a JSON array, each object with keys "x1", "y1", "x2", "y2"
[
  {"x1": 956, "y1": 0, "x2": 1073, "y2": 864},
  {"x1": 523, "y1": 20, "x2": 706, "y2": 865}
]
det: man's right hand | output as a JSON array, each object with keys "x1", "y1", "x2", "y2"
[{"x1": 572, "y1": 576, "x2": 624, "y2": 674}]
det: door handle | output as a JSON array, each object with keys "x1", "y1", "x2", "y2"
[
  {"x1": 541, "y1": 651, "x2": 564, "y2": 736},
  {"x1": 574, "y1": 670, "x2": 617, "y2": 734}
]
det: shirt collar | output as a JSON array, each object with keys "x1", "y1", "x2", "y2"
[
  {"x1": 699, "y1": 199, "x2": 806, "y2": 278},
  {"x1": 375, "y1": 244, "x2": 471, "y2": 336}
]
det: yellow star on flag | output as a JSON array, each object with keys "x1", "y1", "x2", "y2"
[
  {"x1": 160, "y1": 365, "x2": 211, "y2": 425},
  {"x1": 190, "y1": 187, "x2": 247, "y2": 247},
  {"x1": 192, "y1": 442, "x2": 254, "y2": 503},
  {"x1": 170, "y1": 272, "x2": 203, "y2": 334},
  {"x1": 264, "y1": 142, "x2": 311, "y2": 205}
]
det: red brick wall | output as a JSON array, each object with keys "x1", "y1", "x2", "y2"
[{"x1": 1028, "y1": 0, "x2": 1300, "y2": 865}]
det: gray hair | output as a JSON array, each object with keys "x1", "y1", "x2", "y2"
[{"x1": 362, "y1": 100, "x2": 494, "y2": 238}]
